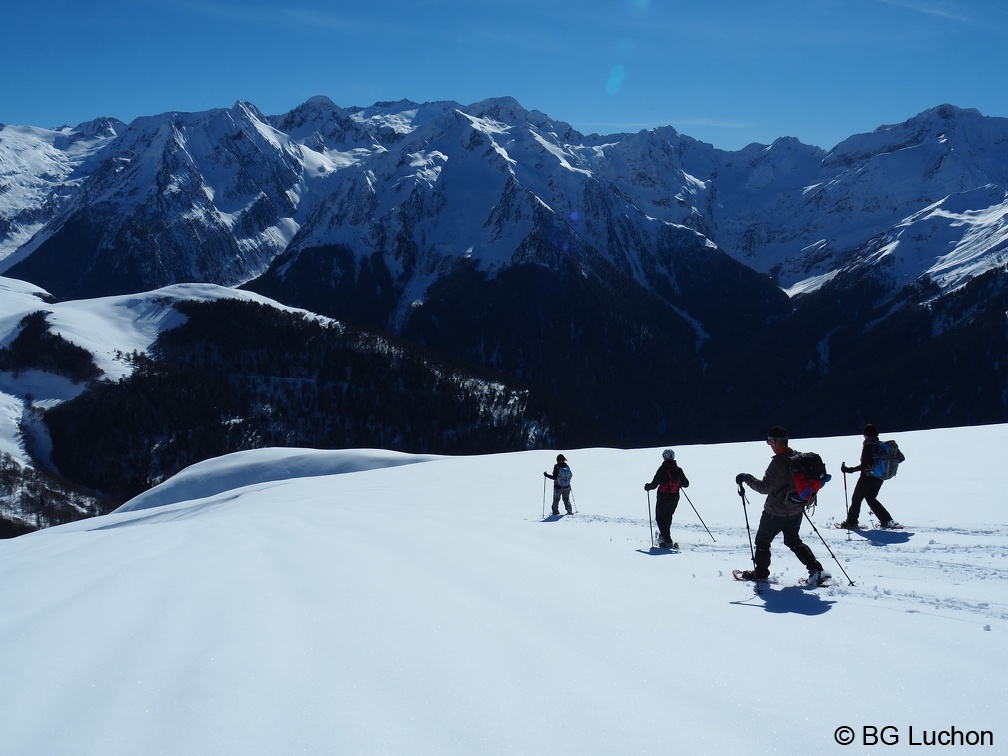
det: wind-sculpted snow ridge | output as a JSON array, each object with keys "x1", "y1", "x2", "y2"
[{"x1": 117, "y1": 447, "x2": 444, "y2": 512}]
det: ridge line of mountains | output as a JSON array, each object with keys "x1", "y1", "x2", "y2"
[{"x1": 1, "y1": 96, "x2": 1006, "y2": 526}]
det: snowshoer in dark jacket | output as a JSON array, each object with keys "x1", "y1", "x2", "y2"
[
  {"x1": 736, "y1": 426, "x2": 829, "y2": 586},
  {"x1": 644, "y1": 449, "x2": 689, "y2": 548},
  {"x1": 839, "y1": 423, "x2": 900, "y2": 529},
  {"x1": 544, "y1": 454, "x2": 573, "y2": 515}
]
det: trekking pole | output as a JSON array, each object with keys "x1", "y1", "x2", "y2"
[
  {"x1": 570, "y1": 488, "x2": 578, "y2": 514},
  {"x1": 841, "y1": 471, "x2": 851, "y2": 539},
  {"x1": 802, "y1": 509, "x2": 855, "y2": 586},
  {"x1": 681, "y1": 490, "x2": 715, "y2": 542},
  {"x1": 647, "y1": 489, "x2": 654, "y2": 548},
  {"x1": 738, "y1": 484, "x2": 763, "y2": 594},
  {"x1": 542, "y1": 476, "x2": 547, "y2": 519}
]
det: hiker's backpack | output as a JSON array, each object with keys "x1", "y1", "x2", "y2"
[
  {"x1": 788, "y1": 451, "x2": 831, "y2": 505},
  {"x1": 867, "y1": 440, "x2": 905, "y2": 480},
  {"x1": 556, "y1": 464, "x2": 573, "y2": 488},
  {"x1": 657, "y1": 464, "x2": 681, "y2": 495}
]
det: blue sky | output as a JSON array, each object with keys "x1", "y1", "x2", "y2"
[{"x1": 3, "y1": 0, "x2": 1005, "y2": 151}]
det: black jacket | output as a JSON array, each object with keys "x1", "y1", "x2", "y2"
[
  {"x1": 645, "y1": 460, "x2": 689, "y2": 500},
  {"x1": 846, "y1": 437, "x2": 882, "y2": 477}
]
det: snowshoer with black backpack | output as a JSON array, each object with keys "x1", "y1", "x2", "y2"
[
  {"x1": 735, "y1": 426, "x2": 830, "y2": 586},
  {"x1": 838, "y1": 423, "x2": 903, "y2": 529},
  {"x1": 544, "y1": 454, "x2": 574, "y2": 515},
  {"x1": 644, "y1": 448, "x2": 689, "y2": 548}
]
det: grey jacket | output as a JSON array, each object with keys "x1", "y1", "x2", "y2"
[{"x1": 746, "y1": 449, "x2": 802, "y2": 518}]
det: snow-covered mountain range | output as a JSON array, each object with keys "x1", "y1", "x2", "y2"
[
  {"x1": 2, "y1": 99, "x2": 1005, "y2": 304},
  {"x1": 1, "y1": 97, "x2": 1007, "y2": 483}
]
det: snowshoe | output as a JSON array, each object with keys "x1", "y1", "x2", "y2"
[
  {"x1": 732, "y1": 569, "x2": 778, "y2": 584},
  {"x1": 655, "y1": 531, "x2": 678, "y2": 550},
  {"x1": 804, "y1": 570, "x2": 831, "y2": 587}
]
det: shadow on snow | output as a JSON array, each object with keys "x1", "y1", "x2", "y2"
[
  {"x1": 842, "y1": 529, "x2": 913, "y2": 546},
  {"x1": 732, "y1": 584, "x2": 836, "y2": 615}
]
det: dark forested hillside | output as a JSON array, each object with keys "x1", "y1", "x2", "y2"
[
  {"x1": 699, "y1": 265, "x2": 1008, "y2": 440},
  {"x1": 0, "y1": 452, "x2": 113, "y2": 537},
  {"x1": 0, "y1": 311, "x2": 102, "y2": 382},
  {"x1": 42, "y1": 299, "x2": 562, "y2": 504}
]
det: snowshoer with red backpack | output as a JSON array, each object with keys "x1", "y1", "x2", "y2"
[
  {"x1": 735, "y1": 426, "x2": 830, "y2": 586},
  {"x1": 838, "y1": 423, "x2": 902, "y2": 529},
  {"x1": 644, "y1": 449, "x2": 689, "y2": 548}
]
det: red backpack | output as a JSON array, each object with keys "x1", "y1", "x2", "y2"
[
  {"x1": 787, "y1": 451, "x2": 830, "y2": 504},
  {"x1": 658, "y1": 464, "x2": 681, "y2": 495}
]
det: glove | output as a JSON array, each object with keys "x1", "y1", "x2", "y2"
[
  {"x1": 841, "y1": 464, "x2": 852, "y2": 474},
  {"x1": 643, "y1": 483, "x2": 652, "y2": 492},
  {"x1": 735, "y1": 473, "x2": 748, "y2": 486},
  {"x1": 543, "y1": 471, "x2": 549, "y2": 477}
]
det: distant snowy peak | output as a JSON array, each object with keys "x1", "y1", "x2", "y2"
[
  {"x1": 706, "y1": 104, "x2": 1008, "y2": 293},
  {"x1": 1, "y1": 98, "x2": 1006, "y2": 306},
  {"x1": 826, "y1": 104, "x2": 1003, "y2": 175},
  {"x1": 65, "y1": 117, "x2": 126, "y2": 141},
  {"x1": 0, "y1": 120, "x2": 122, "y2": 261}
]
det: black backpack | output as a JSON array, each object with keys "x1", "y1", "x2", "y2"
[{"x1": 787, "y1": 451, "x2": 831, "y2": 505}]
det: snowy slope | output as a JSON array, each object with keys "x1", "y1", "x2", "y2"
[
  {"x1": 1, "y1": 424, "x2": 1004, "y2": 754},
  {"x1": 0, "y1": 278, "x2": 330, "y2": 465}
]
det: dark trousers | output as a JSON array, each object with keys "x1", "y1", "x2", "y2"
[
  {"x1": 753, "y1": 511, "x2": 821, "y2": 579},
  {"x1": 655, "y1": 495, "x2": 679, "y2": 540},
  {"x1": 847, "y1": 475, "x2": 892, "y2": 524},
  {"x1": 551, "y1": 486, "x2": 571, "y2": 514}
]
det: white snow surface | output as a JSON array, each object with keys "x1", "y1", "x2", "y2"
[{"x1": 2, "y1": 424, "x2": 1005, "y2": 754}]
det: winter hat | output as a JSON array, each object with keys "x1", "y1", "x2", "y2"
[
  {"x1": 556, "y1": 454, "x2": 567, "y2": 463},
  {"x1": 662, "y1": 449, "x2": 675, "y2": 460},
  {"x1": 862, "y1": 423, "x2": 879, "y2": 438},
  {"x1": 767, "y1": 425, "x2": 788, "y2": 441}
]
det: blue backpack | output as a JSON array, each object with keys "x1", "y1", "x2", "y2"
[
  {"x1": 868, "y1": 440, "x2": 905, "y2": 480},
  {"x1": 556, "y1": 465, "x2": 573, "y2": 488}
]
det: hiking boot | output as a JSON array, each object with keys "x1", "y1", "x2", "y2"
[
  {"x1": 806, "y1": 569, "x2": 830, "y2": 587},
  {"x1": 837, "y1": 521, "x2": 859, "y2": 529},
  {"x1": 551, "y1": 509, "x2": 559, "y2": 516},
  {"x1": 565, "y1": 508, "x2": 573, "y2": 514},
  {"x1": 879, "y1": 520, "x2": 902, "y2": 529}
]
